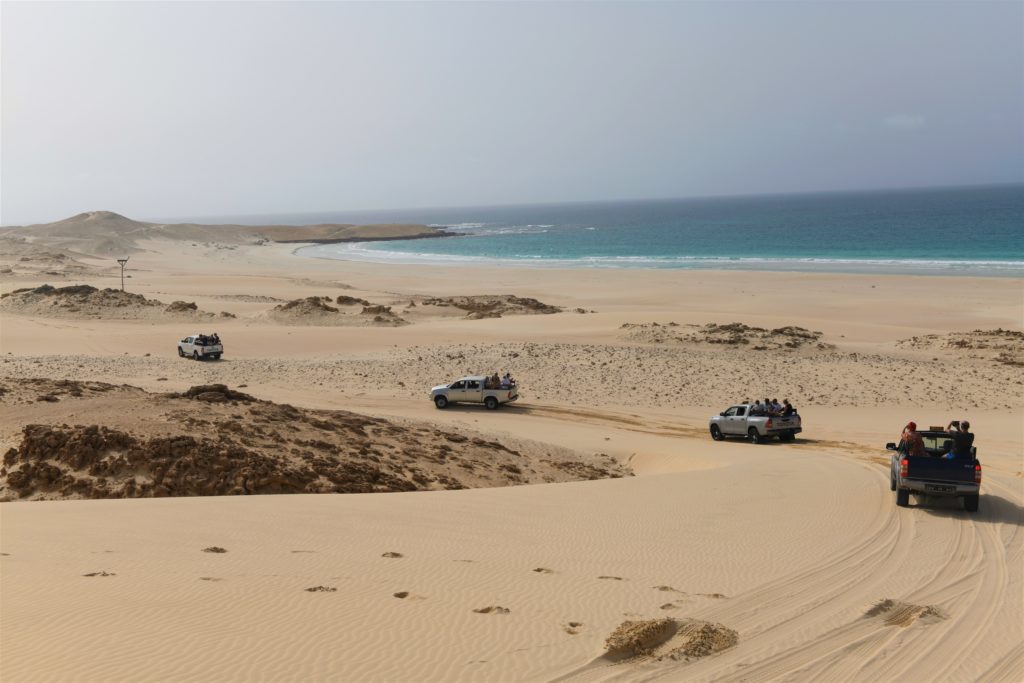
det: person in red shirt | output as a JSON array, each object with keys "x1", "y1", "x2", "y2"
[{"x1": 901, "y1": 421, "x2": 926, "y2": 457}]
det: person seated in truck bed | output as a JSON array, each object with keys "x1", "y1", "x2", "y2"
[
  {"x1": 900, "y1": 421, "x2": 927, "y2": 457},
  {"x1": 749, "y1": 400, "x2": 766, "y2": 416},
  {"x1": 944, "y1": 420, "x2": 974, "y2": 459}
]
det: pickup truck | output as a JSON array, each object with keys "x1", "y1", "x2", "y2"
[
  {"x1": 888, "y1": 428, "x2": 981, "y2": 512},
  {"x1": 709, "y1": 404, "x2": 802, "y2": 443},
  {"x1": 177, "y1": 334, "x2": 223, "y2": 361},
  {"x1": 431, "y1": 376, "x2": 518, "y2": 410}
]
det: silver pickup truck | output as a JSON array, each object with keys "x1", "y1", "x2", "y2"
[
  {"x1": 431, "y1": 376, "x2": 518, "y2": 410},
  {"x1": 177, "y1": 334, "x2": 223, "y2": 360},
  {"x1": 709, "y1": 404, "x2": 801, "y2": 443}
]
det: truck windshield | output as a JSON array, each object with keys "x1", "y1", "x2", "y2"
[{"x1": 920, "y1": 434, "x2": 953, "y2": 454}]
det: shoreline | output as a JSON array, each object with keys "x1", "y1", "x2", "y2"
[{"x1": 293, "y1": 241, "x2": 1024, "y2": 278}]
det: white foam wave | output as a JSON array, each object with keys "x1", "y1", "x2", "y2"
[{"x1": 297, "y1": 243, "x2": 1024, "y2": 276}]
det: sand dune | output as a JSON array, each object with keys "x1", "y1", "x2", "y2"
[
  {"x1": 0, "y1": 210, "x2": 447, "y2": 257},
  {"x1": 0, "y1": 284, "x2": 227, "y2": 320},
  {"x1": 0, "y1": 234, "x2": 1021, "y2": 682}
]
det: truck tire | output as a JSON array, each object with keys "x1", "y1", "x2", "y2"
[
  {"x1": 748, "y1": 427, "x2": 762, "y2": 444},
  {"x1": 212, "y1": 354, "x2": 221, "y2": 360},
  {"x1": 193, "y1": 351, "x2": 200, "y2": 361},
  {"x1": 890, "y1": 471, "x2": 897, "y2": 491},
  {"x1": 484, "y1": 396, "x2": 499, "y2": 410},
  {"x1": 779, "y1": 431, "x2": 795, "y2": 442},
  {"x1": 178, "y1": 347, "x2": 186, "y2": 358},
  {"x1": 963, "y1": 494, "x2": 979, "y2": 512},
  {"x1": 434, "y1": 395, "x2": 448, "y2": 409},
  {"x1": 710, "y1": 425, "x2": 724, "y2": 441},
  {"x1": 896, "y1": 489, "x2": 910, "y2": 507}
]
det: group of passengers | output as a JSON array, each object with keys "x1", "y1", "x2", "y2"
[
  {"x1": 196, "y1": 333, "x2": 221, "y2": 346},
  {"x1": 484, "y1": 372, "x2": 516, "y2": 390},
  {"x1": 746, "y1": 397, "x2": 796, "y2": 417},
  {"x1": 900, "y1": 420, "x2": 974, "y2": 459}
]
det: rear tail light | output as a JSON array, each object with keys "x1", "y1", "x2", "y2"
[
  {"x1": 765, "y1": 419, "x2": 773, "y2": 429},
  {"x1": 900, "y1": 459, "x2": 909, "y2": 477},
  {"x1": 975, "y1": 464, "x2": 982, "y2": 484}
]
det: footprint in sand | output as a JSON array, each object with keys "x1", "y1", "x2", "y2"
[
  {"x1": 696, "y1": 593, "x2": 728, "y2": 599},
  {"x1": 473, "y1": 606, "x2": 511, "y2": 615},
  {"x1": 305, "y1": 586, "x2": 337, "y2": 593},
  {"x1": 290, "y1": 550, "x2": 316, "y2": 554},
  {"x1": 83, "y1": 571, "x2": 116, "y2": 577},
  {"x1": 202, "y1": 546, "x2": 228, "y2": 554},
  {"x1": 393, "y1": 591, "x2": 427, "y2": 600},
  {"x1": 381, "y1": 552, "x2": 404, "y2": 559},
  {"x1": 564, "y1": 621, "x2": 584, "y2": 635},
  {"x1": 660, "y1": 602, "x2": 682, "y2": 611},
  {"x1": 653, "y1": 585, "x2": 685, "y2": 594},
  {"x1": 199, "y1": 577, "x2": 223, "y2": 582},
  {"x1": 533, "y1": 567, "x2": 555, "y2": 574},
  {"x1": 598, "y1": 576, "x2": 625, "y2": 581}
]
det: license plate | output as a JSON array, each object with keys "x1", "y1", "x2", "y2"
[{"x1": 926, "y1": 485, "x2": 955, "y2": 494}]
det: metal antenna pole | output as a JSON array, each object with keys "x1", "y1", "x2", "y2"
[{"x1": 117, "y1": 258, "x2": 129, "y2": 291}]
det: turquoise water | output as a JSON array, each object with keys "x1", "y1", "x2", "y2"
[{"x1": 285, "y1": 185, "x2": 1024, "y2": 275}]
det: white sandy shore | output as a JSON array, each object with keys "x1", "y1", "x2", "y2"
[{"x1": 1, "y1": 237, "x2": 1022, "y2": 682}]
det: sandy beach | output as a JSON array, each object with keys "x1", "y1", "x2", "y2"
[{"x1": 1, "y1": 227, "x2": 1022, "y2": 682}]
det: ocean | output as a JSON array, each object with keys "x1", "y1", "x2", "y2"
[{"x1": 244, "y1": 185, "x2": 1022, "y2": 276}]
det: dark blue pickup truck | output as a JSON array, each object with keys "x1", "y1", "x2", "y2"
[{"x1": 888, "y1": 429, "x2": 981, "y2": 512}]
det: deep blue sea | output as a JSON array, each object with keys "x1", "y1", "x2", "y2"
[{"x1": 233, "y1": 185, "x2": 1023, "y2": 276}]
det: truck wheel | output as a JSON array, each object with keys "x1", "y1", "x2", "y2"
[
  {"x1": 484, "y1": 396, "x2": 499, "y2": 410},
  {"x1": 434, "y1": 396, "x2": 448, "y2": 409},
  {"x1": 710, "y1": 425, "x2": 724, "y2": 441},
  {"x1": 963, "y1": 494, "x2": 979, "y2": 512},
  {"x1": 192, "y1": 351, "x2": 200, "y2": 361},
  {"x1": 212, "y1": 354, "x2": 221, "y2": 360},
  {"x1": 780, "y1": 431, "x2": 795, "y2": 442},
  {"x1": 748, "y1": 428, "x2": 762, "y2": 444},
  {"x1": 890, "y1": 471, "x2": 897, "y2": 491},
  {"x1": 896, "y1": 489, "x2": 910, "y2": 507},
  {"x1": 178, "y1": 347, "x2": 185, "y2": 358}
]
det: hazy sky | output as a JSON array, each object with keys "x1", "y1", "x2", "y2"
[{"x1": 2, "y1": 1, "x2": 1022, "y2": 225}]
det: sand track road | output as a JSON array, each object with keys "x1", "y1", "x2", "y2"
[{"x1": 2, "y1": 396, "x2": 1020, "y2": 682}]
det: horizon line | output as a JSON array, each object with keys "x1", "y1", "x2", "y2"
[{"x1": 4, "y1": 180, "x2": 1021, "y2": 227}]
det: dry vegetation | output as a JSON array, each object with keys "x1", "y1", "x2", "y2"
[
  {"x1": 898, "y1": 329, "x2": 1024, "y2": 366},
  {"x1": 0, "y1": 284, "x2": 227, "y2": 319},
  {"x1": 621, "y1": 321, "x2": 834, "y2": 351},
  {"x1": 0, "y1": 379, "x2": 629, "y2": 501}
]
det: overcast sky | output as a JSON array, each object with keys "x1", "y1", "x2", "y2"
[{"x1": 2, "y1": 1, "x2": 1022, "y2": 225}]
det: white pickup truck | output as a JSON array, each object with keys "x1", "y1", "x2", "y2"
[
  {"x1": 430, "y1": 376, "x2": 518, "y2": 410},
  {"x1": 177, "y1": 334, "x2": 223, "y2": 361},
  {"x1": 708, "y1": 404, "x2": 801, "y2": 443}
]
